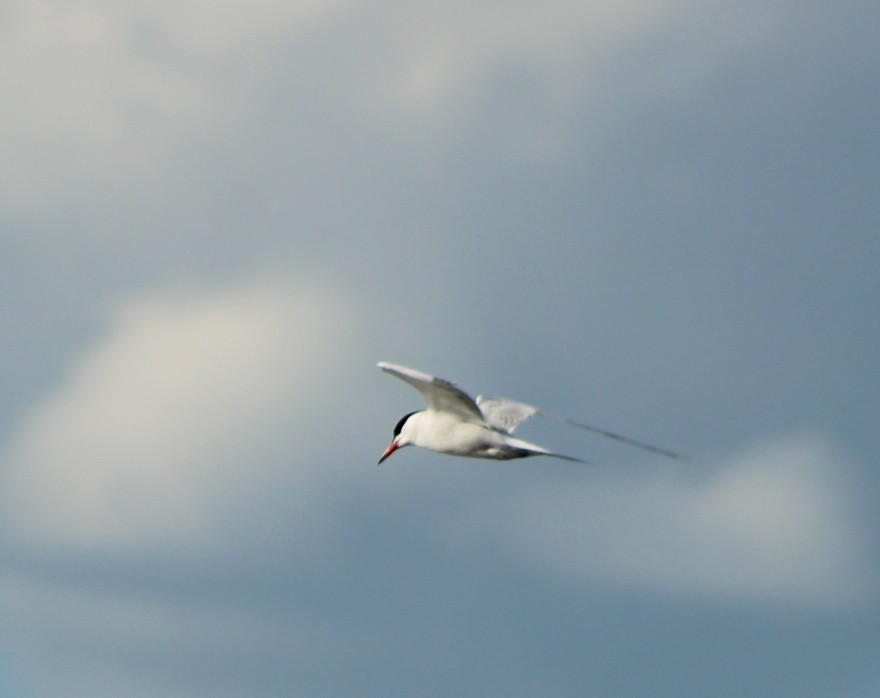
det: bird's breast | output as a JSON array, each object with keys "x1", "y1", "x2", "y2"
[
  {"x1": 411, "y1": 414, "x2": 503, "y2": 456},
  {"x1": 413, "y1": 412, "x2": 516, "y2": 460}
]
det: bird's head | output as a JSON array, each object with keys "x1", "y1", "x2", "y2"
[{"x1": 378, "y1": 411, "x2": 419, "y2": 464}]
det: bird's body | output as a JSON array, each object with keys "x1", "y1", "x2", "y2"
[
  {"x1": 376, "y1": 361, "x2": 687, "y2": 465},
  {"x1": 395, "y1": 410, "x2": 561, "y2": 461}
]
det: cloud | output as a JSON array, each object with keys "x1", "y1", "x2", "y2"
[
  {"x1": 2, "y1": 0, "x2": 785, "y2": 204},
  {"x1": 360, "y1": 0, "x2": 782, "y2": 163},
  {"x1": 0, "y1": 0, "x2": 349, "y2": 204},
  {"x1": 0, "y1": 280, "x2": 356, "y2": 553},
  {"x1": 373, "y1": 0, "x2": 685, "y2": 108},
  {"x1": 456, "y1": 434, "x2": 872, "y2": 606}
]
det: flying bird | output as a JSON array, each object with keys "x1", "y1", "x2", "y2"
[{"x1": 377, "y1": 361, "x2": 688, "y2": 465}]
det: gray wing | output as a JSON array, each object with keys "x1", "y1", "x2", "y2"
[
  {"x1": 476, "y1": 396, "x2": 539, "y2": 433},
  {"x1": 479, "y1": 395, "x2": 690, "y2": 461},
  {"x1": 378, "y1": 362, "x2": 485, "y2": 422}
]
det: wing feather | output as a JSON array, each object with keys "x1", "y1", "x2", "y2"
[
  {"x1": 480, "y1": 397, "x2": 690, "y2": 460},
  {"x1": 378, "y1": 362, "x2": 485, "y2": 422},
  {"x1": 476, "y1": 396, "x2": 538, "y2": 434}
]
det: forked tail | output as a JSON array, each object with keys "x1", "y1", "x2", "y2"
[{"x1": 505, "y1": 436, "x2": 593, "y2": 465}]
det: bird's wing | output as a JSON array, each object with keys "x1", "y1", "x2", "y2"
[
  {"x1": 378, "y1": 362, "x2": 485, "y2": 423},
  {"x1": 479, "y1": 395, "x2": 690, "y2": 461},
  {"x1": 476, "y1": 396, "x2": 538, "y2": 434}
]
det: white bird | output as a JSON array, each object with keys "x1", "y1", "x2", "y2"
[{"x1": 377, "y1": 361, "x2": 688, "y2": 465}]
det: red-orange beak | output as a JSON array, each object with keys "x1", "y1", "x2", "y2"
[{"x1": 378, "y1": 440, "x2": 400, "y2": 464}]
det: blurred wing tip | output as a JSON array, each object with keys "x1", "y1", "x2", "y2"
[
  {"x1": 378, "y1": 361, "x2": 429, "y2": 381},
  {"x1": 476, "y1": 395, "x2": 540, "y2": 433}
]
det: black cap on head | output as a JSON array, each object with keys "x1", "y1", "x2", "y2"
[{"x1": 393, "y1": 411, "x2": 418, "y2": 437}]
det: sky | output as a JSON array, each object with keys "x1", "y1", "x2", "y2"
[{"x1": 1, "y1": 0, "x2": 878, "y2": 696}]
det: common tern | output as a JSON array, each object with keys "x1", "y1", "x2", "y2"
[{"x1": 377, "y1": 362, "x2": 688, "y2": 465}]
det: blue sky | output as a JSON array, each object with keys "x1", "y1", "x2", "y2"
[{"x1": 1, "y1": 0, "x2": 878, "y2": 696}]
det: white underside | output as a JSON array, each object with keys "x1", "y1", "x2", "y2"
[{"x1": 404, "y1": 411, "x2": 552, "y2": 460}]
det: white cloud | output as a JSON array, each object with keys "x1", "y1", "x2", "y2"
[
  {"x1": 0, "y1": 0, "x2": 349, "y2": 204},
  {"x1": 373, "y1": 0, "x2": 686, "y2": 109},
  {"x1": 457, "y1": 434, "x2": 872, "y2": 606},
  {"x1": 362, "y1": 0, "x2": 781, "y2": 162},
  {"x1": 0, "y1": 280, "x2": 356, "y2": 552},
  {"x1": 1, "y1": 0, "x2": 785, "y2": 204}
]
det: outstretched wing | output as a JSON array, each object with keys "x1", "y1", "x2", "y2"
[
  {"x1": 479, "y1": 395, "x2": 690, "y2": 461},
  {"x1": 378, "y1": 362, "x2": 485, "y2": 423},
  {"x1": 476, "y1": 396, "x2": 539, "y2": 434}
]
